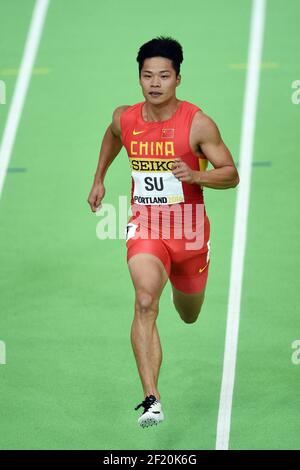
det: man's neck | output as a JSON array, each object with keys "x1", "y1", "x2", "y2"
[{"x1": 143, "y1": 97, "x2": 180, "y2": 122}]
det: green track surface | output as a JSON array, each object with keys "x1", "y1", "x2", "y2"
[{"x1": 0, "y1": 0, "x2": 299, "y2": 450}]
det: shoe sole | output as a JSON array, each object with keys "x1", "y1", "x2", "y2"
[{"x1": 138, "y1": 413, "x2": 164, "y2": 428}]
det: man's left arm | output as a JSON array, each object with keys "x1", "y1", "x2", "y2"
[{"x1": 172, "y1": 112, "x2": 239, "y2": 189}]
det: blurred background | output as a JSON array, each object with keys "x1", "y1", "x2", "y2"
[{"x1": 0, "y1": 0, "x2": 299, "y2": 450}]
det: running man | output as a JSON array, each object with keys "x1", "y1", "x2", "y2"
[{"x1": 87, "y1": 36, "x2": 239, "y2": 428}]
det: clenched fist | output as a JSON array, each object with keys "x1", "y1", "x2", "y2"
[
  {"x1": 87, "y1": 182, "x2": 106, "y2": 212},
  {"x1": 171, "y1": 158, "x2": 198, "y2": 184}
]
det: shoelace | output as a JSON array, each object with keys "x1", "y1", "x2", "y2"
[{"x1": 134, "y1": 395, "x2": 157, "y2": 411}]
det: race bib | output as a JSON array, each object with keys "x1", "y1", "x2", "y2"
[{"x1": 132, "y1": 171, "x2": 185, "y2": 205}]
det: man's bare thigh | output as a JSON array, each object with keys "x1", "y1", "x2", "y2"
[
  {"x1": 171, "y1": 284, "x2": 206, "y2": 316},
  {"x1": 128, "y1": 253, "x2": 169, "y2": 299}
]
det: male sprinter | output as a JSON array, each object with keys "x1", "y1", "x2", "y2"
[{"x1": 87, "y1": 36, "x2": 239, "y2": 428}]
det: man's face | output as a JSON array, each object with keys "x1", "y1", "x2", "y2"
[{"x1": 139, "y1": 57, "x2": 181, "y2": 104}]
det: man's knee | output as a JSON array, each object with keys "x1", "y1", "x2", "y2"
[
  {"x1": 182, "y1": 314, "x2": 199, "y2": 324},
  {"x1": 176, "y1": 302, "x2": 203, "y2": 324},
  {"x1": 135, "y1": 289, "x2": 158, "y2": 314},
  {"x1": 173, "y1": 289, "x2": 205, "y2": 323}
]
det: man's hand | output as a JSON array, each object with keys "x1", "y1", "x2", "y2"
[
  {"x1": 171, "y1": 158, "x2": 197, "y2": 184},
  {"x1": 87, "y1": 182, "x2": 106, "y2": 212}
]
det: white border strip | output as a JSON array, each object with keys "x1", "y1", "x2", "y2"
[
  {"x1": 215, "y1": 0, "x2": 267, "y2": 450},
  {"x1": 0, "y1": 0, "x2": 49, "y2": 199}
]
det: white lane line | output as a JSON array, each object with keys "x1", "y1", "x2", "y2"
[
  {"x1": 215, "y1": 0, "x2": 267, "y2": 450},
  {"x1": 0, "y1": 0, "x2": 50, "y2": 199}
]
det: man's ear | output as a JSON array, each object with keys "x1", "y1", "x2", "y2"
[{"x1": 176, "y1": 74, "x2": 181, "y2": 86}]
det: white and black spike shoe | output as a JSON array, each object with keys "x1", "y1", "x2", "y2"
[{"x1": 134, "y1": 395, "x2": 164, "y2": 428}]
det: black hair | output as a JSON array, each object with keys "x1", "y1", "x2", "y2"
[{"x1": 136, "y1": 36, "x2": 183, "y2": 77}]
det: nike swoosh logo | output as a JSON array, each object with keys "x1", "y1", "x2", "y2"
[
  {"x1": 199, "y1": 263, "x2": 208, "y2": 273},
  {"x1": 133, "y1": 129, "x2": 145, "y2": 135}
]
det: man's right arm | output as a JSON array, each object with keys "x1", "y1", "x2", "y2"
[
  {"x1": 93, "y1": 105, "x2": 129, "y2": 184},
  {"x1": 87, "y1": 105, "x2": 129, "y2": 212}
]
